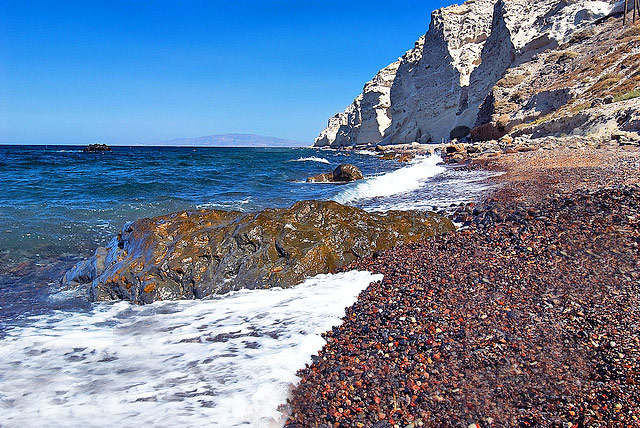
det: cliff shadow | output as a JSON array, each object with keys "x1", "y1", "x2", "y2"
[{"x1": 384, "y1": 16, "x2": 466, "y2": 144}]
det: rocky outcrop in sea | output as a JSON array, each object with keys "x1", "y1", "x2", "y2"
[
  {"x1": 84, "y1": 143, "x2": 112, "y2": 152},
  {"x1": 314, "y1": 0, "x2": 639, "y2": 147},
  {"x1": 306, "y1": 164, "x2": 364, "y2": 183},
  {"x1": 63, "y1": 200, "x2": 454, "y2": 303}
]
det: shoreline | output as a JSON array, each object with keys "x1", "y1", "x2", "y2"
[
  {"x1": 3, "y1": 141, "x2": 638, "y2": 426},
  {"x1": 285, "y1": 142, "x2": 640, "y2": 426}
]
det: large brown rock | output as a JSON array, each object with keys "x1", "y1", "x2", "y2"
[
  {"x1": 307, "y1": 164, "x2": 364, "y2": 183},
  {"x1": 62, "y1": 200, "x2": 455, "y2": 303},
  {"x1": 470, "y1": 122, "x2": 508, "y2": 141},
  {"x1": 332, "y1": 164, "x2": 364, "y2": 182}
]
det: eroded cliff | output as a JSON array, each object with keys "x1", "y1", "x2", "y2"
[{"x1": 314, "y1": 0, "x2": 629, "y2": 147}]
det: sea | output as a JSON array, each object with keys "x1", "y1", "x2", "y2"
[{"x1": 0, "y1": 145, "x2": 496, "y2": 427}]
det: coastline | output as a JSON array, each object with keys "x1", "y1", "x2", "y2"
[
  {"x1": 0, "y1": 146, "x2": 467, "y2": 427},
  {"x1": 4, "y1": 0, "x2": 640, "y2": 424},
  {"x1": 286, "y1": 142, "x2": 640, "y2": 426},
  {"x1": 2, "y1": 142, "x2": 638, "y2": 426}
]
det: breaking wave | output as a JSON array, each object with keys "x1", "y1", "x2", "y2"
[
  {"x1": 288, "y1": 157, "x2": 330, "y2": 164},
  {"x1": 333, "y1": 154, "x2": 445, "y2": 205}
]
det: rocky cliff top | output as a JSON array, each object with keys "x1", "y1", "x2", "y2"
[{"x1": 314, "y1": 0, "x2": 638, "y2": 148}]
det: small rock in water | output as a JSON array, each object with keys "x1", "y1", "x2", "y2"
[
  {"x1": 83, "y1": 143, "x2": 112, "y2": 152},
  {"x1": 307, "y1": 164, "x2": 364, "y2": 183},
  {"x1": 332, "y1": 164, "x2": 364, "y2": 182}
]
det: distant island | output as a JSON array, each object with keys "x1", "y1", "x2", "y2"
[{"x1": 149, "y1": 133, "x2": 307, "y2": 148}]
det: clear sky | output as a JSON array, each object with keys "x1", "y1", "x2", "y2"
[{"x1": 0, "y1": 0, "x2": 451, "y2": 145}]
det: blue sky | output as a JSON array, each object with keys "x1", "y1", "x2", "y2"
[{"x1": 0, "y1": 0, "x2": 451, "y2": 145}]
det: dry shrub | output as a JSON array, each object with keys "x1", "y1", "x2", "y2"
[
  {"x1": 612, "y1": 73, "x2": 640, "y2": 94},
  {"x1": 616, "y1": 53, "x2": 640, "y2": 72},
  {"x1": 614, "y1": 90, "x2": 640, "y2": 102},
  {"x1": 615, "y1": 44, "x2": 633, "y2": 55},
  {"x1": 511, "y1": 113, "x2": 553, "y2": 131},
  {"x1": 617, "y1": 26, "x2": 640, "y2": 40},
  {"x1": 493, "y1": 100, "x2": 519, "y2": 114},
  {"x1": 570, "y1": 102, "x2": 591, "y2": 113},
  {"x1": 588, "y1": 73, "x2": 620, "y2": 95},
  {"x1": 528, "y1": 114, "x2": 553, "y2": 126},
  {"x1": 496, "y1": 74, "x2": 526, "y2": 88},
  {"x1": 545, "y1": 50, "x2": 579, "y2": 63},
  {"x1": 568, "y1": 28, "x2": 596, "y2": 44}
]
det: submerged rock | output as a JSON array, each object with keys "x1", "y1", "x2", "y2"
[
  {"x1": 306, "y1": 172, "x2": 334, "y2": 183},
  {"x1": 307, "y1": 164, "x2": 364, "y2": 183},
  {"x1": 62, "y1": 200, "x2": 454, "y2": 303}
]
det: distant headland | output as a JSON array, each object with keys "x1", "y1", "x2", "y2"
[{"x1": 148, "y1": 133, "x2": 308, "y2": 148}]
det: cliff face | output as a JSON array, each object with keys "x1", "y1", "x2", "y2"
[
  {"x1": 314, "y1": 0, "x2": 623, "y2": 147},
  {"x1": 315, "y1": 59, "x2": 402, "y2": 147},
  {"x1": 475, "y1": 1, "x2": 640, "y2": 140},
  {"x1": 384, "y1": 0, "x2": 496, "y2": 145}
]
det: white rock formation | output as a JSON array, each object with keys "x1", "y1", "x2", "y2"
[
  {"x1": 314, "y1": 49, "x2": 409, "y2": 147},
  {"x1": 314, "y1": 61, "x2": 400, "y2": 147},
  {"x1": 314, "y1": 0, "x2": 616, "y2": 147},
  {"x1": 385, "y1": 0, "x2": 496, "y2": 145}
]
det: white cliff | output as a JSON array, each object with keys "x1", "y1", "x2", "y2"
[
  {"x1": 384, "y1": 0, "x2": 496, "y2": 145},
  {"x1": 314, "y1": 49, "x2": 408, "y2": 147},
  {"x1": 314, "y1": 60, "x2": 400, "y2": 147},
  {"x1": 314, "y1": 0, "x2": 617, "y2": 147}
]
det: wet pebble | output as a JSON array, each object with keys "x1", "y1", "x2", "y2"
[{"x1": 286, "y1": 154, "x2": 640, "y2": 427}]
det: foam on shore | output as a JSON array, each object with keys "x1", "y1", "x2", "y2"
[
  {"x1": 288, "y1": 157, "x2": 330, "y2": 164},
  {"x1": 0, "y1": 271, "x2": 382, "y2": 428},
  {"x1": 333, "y1": 154, "x2": 445, "y2": 205}
]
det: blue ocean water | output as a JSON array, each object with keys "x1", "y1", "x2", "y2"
[
  {"x1": 0, "y1": 145, "x2": 498, "y2": 324},
  {"x1": 1, "y1": 146, "x2": 380, "y2": 261},
  {"x1": 0, "y1": 144, "x2": 496, "y2": 427},
  {"x1": 0, "y1": 146, "x2": 389, "y2": 321}
]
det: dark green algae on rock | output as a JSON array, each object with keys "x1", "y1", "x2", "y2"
[{"x1": 62, "y1": 200, "x2": 454, "y2": 304}]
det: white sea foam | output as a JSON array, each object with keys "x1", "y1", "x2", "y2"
[
  {"x1": 353, "y1": 150, "x2": 379, "y2": 157},
  {"x1": 333, "y1": 154, "x2": 445, "y2": 205},
  {"x1": 363, "y1": 169, "x2": 500, "y2": 212},
  {"x1": 288, "y1": 157, "x2": 330, "y2": 164},
  {"x1": 196, "y1": 198, "x2": 252, "y2": 210},
  {"x1": 0, "y1": 270, "x2": 381, "y2": 428}
]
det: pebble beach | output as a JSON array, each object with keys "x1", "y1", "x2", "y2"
[{"x1": 286, "y1": 144, "x2": 640, "y2": 427}]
